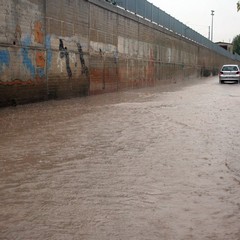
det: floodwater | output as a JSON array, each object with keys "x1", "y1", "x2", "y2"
[{"x1": 1, "y1": 77, "x2": 240, "y2": 240}]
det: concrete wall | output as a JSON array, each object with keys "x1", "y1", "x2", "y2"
[{"x1": 0, "y1": 0, "x2": 238, "y2": 106}]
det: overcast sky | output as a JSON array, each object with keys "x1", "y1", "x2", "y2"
[{"x1": 149, "y1": 0, "x2": 240, "y2": 43}]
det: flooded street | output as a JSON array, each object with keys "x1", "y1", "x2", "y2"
[{"x1": 1, "y1": 77, "x2": 240, "y2": 240}]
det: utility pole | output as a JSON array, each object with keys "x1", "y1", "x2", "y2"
[{"x1": 211, "y1": 10, "x2": 215, "y2": 42}]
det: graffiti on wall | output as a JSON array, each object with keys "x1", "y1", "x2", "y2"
[
  {"x1": 36, "y1": 51, "x2": 45, "y2": 77},
  {"x1": 46, "y1": 35, "x2": 52, "y2": 69},
  {"x1": 0, "y1": 50, "x2": 10, "y2": 74},
  {"x1": 16, "y1": 21, "x2": 44, "y2": 77},
  {"x1": 21, "y1": 36, "x2": 36, "y2": 77},
  {"x1": 77, "y1": 43, "x2": 88, "y2": 76},
  {"x1": 0, "y1": 18, "x2": 51, "y2": 86},
  {"x1": 34, "y1": 21, "x2": 44, "y2": 44},
  {"x1": 21, "y1": 36, "x2": 45, "y2": 79},
  {"x1": 21, "y1": 36, "x2": 46, "y2": 80},
  {"x1": 0, "y1": 36, "x2": 49, "y2": 85},
  {"x1": 58, "y1": 39, "x2": 89, "y2": 78},
  {"x1": 36, "y1": 52, "x2": 45, "y2": 68},
  {"x1": 59, "y1": 39, "x2": 72, "y2": 78}
]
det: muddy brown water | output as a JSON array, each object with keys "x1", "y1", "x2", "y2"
[{"x1": 1, "y1": 77, "x2": 240, "y2": 240}]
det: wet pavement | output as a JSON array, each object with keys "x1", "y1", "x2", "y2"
[{"x1": 1, "y1": 77, "x2": 240, "y2": 240}]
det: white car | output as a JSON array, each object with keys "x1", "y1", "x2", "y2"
[{"x1": 219, "y1": 64, "x2": 240, "y2": 84}]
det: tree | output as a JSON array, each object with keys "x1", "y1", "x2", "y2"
[
  {"x1": 232, "y1": 35, "x2": 240, "y2": 55},
  {"x1": 238, "y1": 1, "x2": 240, "y2": 11}
]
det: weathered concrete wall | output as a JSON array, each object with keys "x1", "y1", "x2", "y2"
[
  {"x1": 0, "y1": 0, "x2": 238, "y2": 106},
  {"x1": 45, "y1": 0, "x2": 89, "y2": 100},
  {"x1": 0, "y1": 0, "x2": 47, "y2": 105},
  {"x1": 0, "y1": 0, "x2": 90, "y2": 106}
]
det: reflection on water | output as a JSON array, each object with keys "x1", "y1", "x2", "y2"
[{"x1": 1, "y1": 78, "x2": 240, "y2": 240}]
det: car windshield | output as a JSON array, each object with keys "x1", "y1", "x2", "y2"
[{"x1": 222, "y1": 66, "x2": 238, "y2": 71}]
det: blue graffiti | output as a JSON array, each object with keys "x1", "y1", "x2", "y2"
[
  {"x1": 0, "y1": 50, "x2": 10, "y2": 73},
  {"x1": 45, "y1": 35, "x2": 52, "y2": 69},
  {"x1": 21, "y1": 36, "x2": 35, "y2": 77},
  {"x1": 37, "y1": 68, "x2": 45, "y2": 78}
]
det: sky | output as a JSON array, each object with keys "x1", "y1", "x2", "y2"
[{"x1": 149, "y1": 0, "x2": 240, "y2": 43}]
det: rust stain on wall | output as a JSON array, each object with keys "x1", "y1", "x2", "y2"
[
  {"x1": 0, "y1": 79, "x2": 44, "y2": 86},
  {"x1": 36, "y1": 52, "x2": 45, "y2": 68},
  {"x1": 147, "y1": 49, "x2": 155, "y2": 85},
  {"x1": 34, "y1": 21, "x2": 44, "y2": 44}
]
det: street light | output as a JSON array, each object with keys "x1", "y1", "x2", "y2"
[{"x1": 211, "y1": 10, "x2": 215, "y2": 42}]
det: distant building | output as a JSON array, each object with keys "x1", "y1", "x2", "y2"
[{"x1": 215, "y1": 42, "x2": 233, "y2": 54}]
